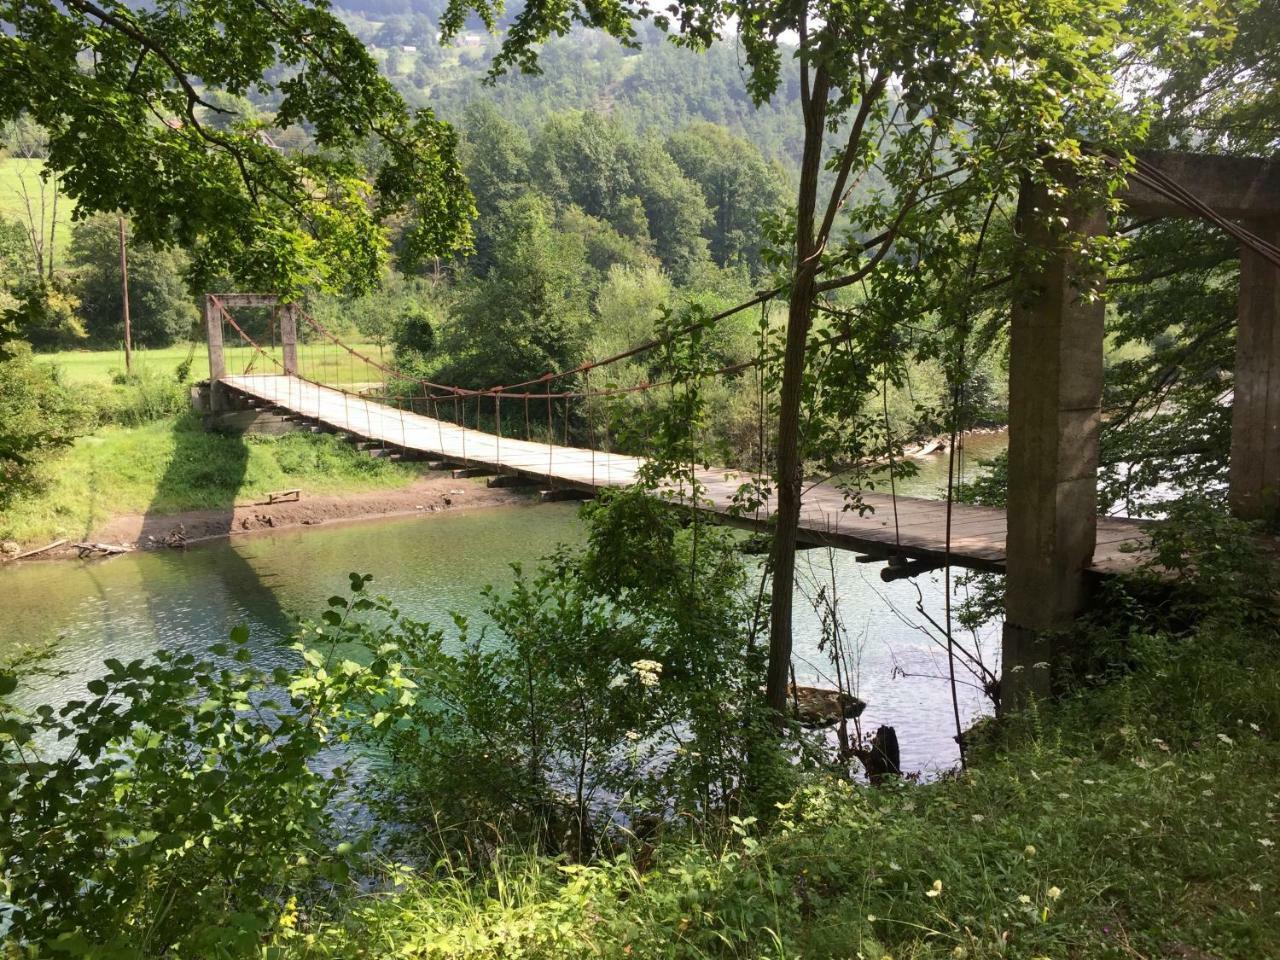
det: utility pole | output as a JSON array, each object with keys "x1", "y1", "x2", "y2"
[{"x1": 119, "y1": 215, "x2": 132, "y2": 374}]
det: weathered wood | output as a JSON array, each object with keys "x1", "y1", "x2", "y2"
[
  {"x1": 74, "y1": 541, "x2": 131, "y2": 558},
  {"x1": 213, "y1": 293, "x2": 281, "y2": 307},
  {"x1": 221, "y1": 374, "x2": 1151, "y2": 578},
  {"x1": 279, "y1": 302, "x2": 299, "y2": 376},
  {"x1": 204, "y1": 295, "x2": 229, "y2": 413},
  {"x1": 7, "y1": 538, "x2": 68, "y2": 561}
]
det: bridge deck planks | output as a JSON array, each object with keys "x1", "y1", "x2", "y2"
[{"x1": 222, "y1": 374, "x2": 1152, "y2": 577}]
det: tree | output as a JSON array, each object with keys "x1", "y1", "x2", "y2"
[
  {"x1": 436, "y1": 193, "x2": 591, "y2": 389},
  {"x1": 1, "y1": 0, "x2": 475, "y2": 296},
  {"x1": 69, "y1": 214, "x2": 197, "y2": 349},
  {"x1": 666, "y1": 123, "x2": 788, "y2": 274},
  {"x1": 454, "y1": 0, "x2": 1206, "y2": 714},
  {"x1": 624, "y1": 137, "x2": 711, "y2": 283},
  {"x1": 3, "y1": 119, "x2": 63, "y2": 281},
  {"x1": 459, "y1": 102, "x2": 532, "y2": 274},
  {"x1": 529, "y1": 112, "x2": 636, "y2": 222}
]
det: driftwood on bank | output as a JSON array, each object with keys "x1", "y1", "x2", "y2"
[
  {"x1": 73, "y1": 541, "x2": 133, "y2": 559},
  {"x1": 849, "y1": 725, "x2": 902, "y2": 785},
  {"x1": 5, "y1": 538, "x2": 68, "y2": 561}
]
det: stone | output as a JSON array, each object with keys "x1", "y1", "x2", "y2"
[
  {"x1": 0, "y1": 540, "x2": 19, "y2": 556},
  {"x1": 789, "y1": 685, "x2": 866, "y2": 729}
]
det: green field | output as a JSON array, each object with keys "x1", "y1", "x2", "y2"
[
  {"x1": 36, "y1": 342, "x2": 390, "y2": 387},
  {"x1": 0, "y1": 156, "x2": 76, "y2": 262},
  {"x1": 0, "y1": 412, "x2": 426, "y2": 544}
]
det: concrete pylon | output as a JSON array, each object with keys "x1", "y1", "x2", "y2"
[
  {"x1": 1229, "y1": 220, "x2": 1280, "y2": 522},
  {"x1": 1001, "y1": 177, "x2": 1106, "y2": 711}
]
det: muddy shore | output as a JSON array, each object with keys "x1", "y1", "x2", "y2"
[{"x1": 2, "y1": 476, "x2": 535, "y2": 562}]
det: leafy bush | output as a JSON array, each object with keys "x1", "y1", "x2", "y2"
[
  {"x1": 87, "y1": 367, "x2": 189, "y2": 427},
  {"x1": 0, "y1": 579, "x2": 415, "y2": 955},
  {"x1": 0, "y1": 340, "x2": 84, "y2": 507},
  {"x1": 343, "y1": 490, "x2": 787, "y2": 859}
]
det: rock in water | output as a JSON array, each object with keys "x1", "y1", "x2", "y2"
[{"x1": 789, "y1": 685, "x2": 866, "y2": 729}]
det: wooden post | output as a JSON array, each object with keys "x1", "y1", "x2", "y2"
[
  {"x1": 279, "y1": 302, "x2": 299, "y2": 376},
  {"x1": 1001, "y1": 177, "x2": 1106, "y2": 712},
  {"x1": 119, "y1": 216, "x2": 132, "y2": 375},
  {"x1": 1228, "y1": 220, "x2": 1280, "y2": 522},
  {"x1": 204, "y1": 294, "x2": 228, "y2": 413}
]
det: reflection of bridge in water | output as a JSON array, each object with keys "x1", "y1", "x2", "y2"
[
  {"x1": 200, "y1": 149, "x2": 1280, "y2": 708},
  {"x1": 219, "y1": 372, "x2": 1152, "y2": 578}
]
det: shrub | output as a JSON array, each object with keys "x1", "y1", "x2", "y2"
[
  {"x1": 0, "y1": 582, "x2": 415, "y2": 955},
  {"x1": 0, "y1": 341, "x2": 84, "y2": 507},
  {"x1": 341, "y1": 490, "x2": 787, "y2": 860}
]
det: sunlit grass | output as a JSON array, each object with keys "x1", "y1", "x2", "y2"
[
  {"x1": 0, "y1": 157, "x2": 76, "y2": 262},
  {"x1": 35, "y1": 341, "x2": 388, "y2": 387},
  {"x1": 0, "y1": 412, "x2": 426, "y2": 544}
]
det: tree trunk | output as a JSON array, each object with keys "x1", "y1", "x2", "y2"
[
  {"x1": 119, "y1": 216, "x2": 132, "y2": 373},
  {"x1": 765, "y1": 59, "x2": 827, "y2": 714}
]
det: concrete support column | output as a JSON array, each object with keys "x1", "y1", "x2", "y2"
[
  {"x1": 204, "y1": 294, "x2": 229, "y2": 413},
  {"x1": 1001, "y1": 179, "x2": 1107, "y2": 712},
  {"x1": 1229, "y1": 220, "x2": 1280, "y2": 522},
  {"x1": 280, "y1": 303, "x2": 299, "y2": 376}
]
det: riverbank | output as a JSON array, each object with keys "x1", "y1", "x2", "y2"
[
  {"x1": 3, "y1": 474, "x2": 532, "y2": 561},
  {"x1": 0, "y1": 412, "x2": 529, "y2": 558}
]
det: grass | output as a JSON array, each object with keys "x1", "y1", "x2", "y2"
[
  {"x1": 281, "y1": 523, "x2": 1280, "y2": 960},
  {"x1": 0, "y1": 412, "x2": 426, "y2": 544},
  {"x1": 0, "y1": 157, "x2": 75, "y2": 262},
  {"x1": 291, "y1": 629, "x2": 1280, "y2": 959},
  {"x1": 35, "y1": 341, "x2": 390, "y2": 387}
]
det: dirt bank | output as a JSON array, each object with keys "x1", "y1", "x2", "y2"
[{"x1": 3, "y1": 476, "x2": 535, "y2": 562}]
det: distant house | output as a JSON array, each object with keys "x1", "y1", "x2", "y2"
[{"x1": 401, "y1": 45, "x2": 417, "y2": 53}]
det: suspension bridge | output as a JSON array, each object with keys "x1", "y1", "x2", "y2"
[
  {"x1": 196, "y1": 148, "x2": 1280, "y2": 709},
  {"x1": 201, "y1": 295, "x2": 1151, "y2": 580}
]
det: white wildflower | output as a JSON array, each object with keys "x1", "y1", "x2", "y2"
[
  {"x1": 1217, "y1": 733, "x2": 1234, "y2": 746},
  {"x1": 1047, "y1": 886, "x2": 1062, "y2": 901},
  {"x1": 926, "y1": 879, "x2": 943, "y2": 898},
  {"x1": 630, "y1": 659, "x2": 663, "y2": 687}
]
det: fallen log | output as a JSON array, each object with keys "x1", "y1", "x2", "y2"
[
  {"x1": 73, "y1": 541, "x2": 133, "y2": 558},
  {"x1": 7, "y1": 538, "x2": 68, "y2": 561}
]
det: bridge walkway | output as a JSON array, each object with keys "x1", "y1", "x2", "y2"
[{"x1": 222, "y1": 373, "x2": 1151, "y2": 576}]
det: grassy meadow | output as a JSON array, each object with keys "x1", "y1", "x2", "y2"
[
  {"x1": 6, "y1": 342, "x2": 408, "y2": 546},
  {"x1": 36, "y1": 340, "x2": 389, "y2": 387},
  {"x1": 0, "y1": 156, "x2": 75, "y2": 262}
]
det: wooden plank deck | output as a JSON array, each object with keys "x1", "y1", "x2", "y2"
[{"x1": 221, "y1": 374, "x2": 1152, "y2": 576}]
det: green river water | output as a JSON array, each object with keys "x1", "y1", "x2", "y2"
[{"x1": 0, "y1": 434, "x2": 1006, "y2": 775}]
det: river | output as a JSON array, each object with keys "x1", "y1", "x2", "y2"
[{"x1": 0, "y1": 432, "x2": 1006, "y2": 776}]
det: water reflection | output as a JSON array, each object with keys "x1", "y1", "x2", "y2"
[{"x1": 1, "y1": 433, "x2": 1007, "y2": 775}]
